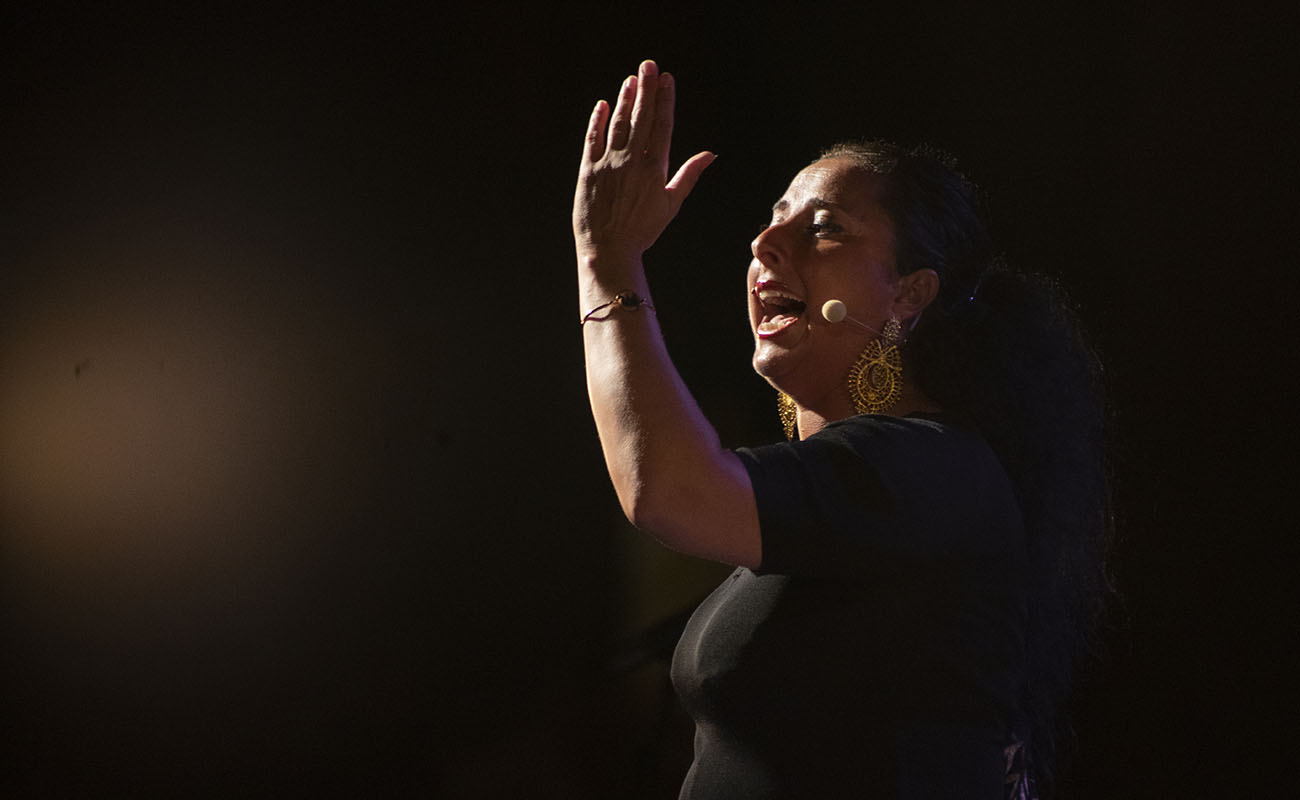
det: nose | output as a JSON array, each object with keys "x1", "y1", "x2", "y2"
[{"x1": 751, "y1": 222, "x2": 788, "y2": 267}]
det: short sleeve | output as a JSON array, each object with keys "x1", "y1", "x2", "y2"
[{"x1": 734, "y1": 415, "x2": 1024, "y2": 580}]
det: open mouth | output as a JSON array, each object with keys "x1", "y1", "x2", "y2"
[{"x1": 754, "y1": 281, "x2": 807, "y2": 336}]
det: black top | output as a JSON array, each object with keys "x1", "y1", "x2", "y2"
[{"x1": 670, "y1": 414, "x2": 1029, "y2": 799}]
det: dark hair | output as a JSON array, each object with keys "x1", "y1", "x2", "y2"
[{"x1": 821, "y1": 141, "x2": 1114, "y2": 792}]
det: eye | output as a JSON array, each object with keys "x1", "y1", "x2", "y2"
[{"x1": 806, "y1": 209, "x2": 843, "y2": 236}]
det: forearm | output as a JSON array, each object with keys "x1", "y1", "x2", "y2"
[{"x1": 579, "y1": 254, "x2": 757, "y2": 565}]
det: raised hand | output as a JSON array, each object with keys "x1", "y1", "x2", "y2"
[{"x1": 573, "y1": 60, "x2": 715, "y2": 264}]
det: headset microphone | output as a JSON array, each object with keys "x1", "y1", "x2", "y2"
[{"x1": 821, "y1": 300, "x2": 880, "y2": 335}]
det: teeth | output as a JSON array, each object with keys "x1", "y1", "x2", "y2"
[{"x1": 757, "y1": 288, "x2": 803, "y2": 304}]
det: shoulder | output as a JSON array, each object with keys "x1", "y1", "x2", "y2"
[
  {"x1": 737, "y1": 413, "x2": 1022, "y2": 566},
  {"x1": 744, "y1": 412, "x2": 1001, "y2": 486}
]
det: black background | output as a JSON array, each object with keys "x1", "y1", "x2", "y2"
[{"x1": 2, "y1": 3, "x2": 1294, "y2": 797}]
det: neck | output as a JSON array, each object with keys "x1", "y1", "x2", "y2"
[{"x1": 792, "y1": 380, "x2": 941, "y2": 440}]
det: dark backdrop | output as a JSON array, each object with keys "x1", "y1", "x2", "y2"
[{"x1": 2, "y1": 4, "x2": 1293, "y2": 797}]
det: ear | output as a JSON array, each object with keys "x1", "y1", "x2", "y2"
[{"x1": 892, "y1": 268, "x2": 940, "y2": 322}]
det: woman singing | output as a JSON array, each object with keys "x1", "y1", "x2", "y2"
[{"x1": 573, "y1": 60, "x2": 1111, "y2": 799}]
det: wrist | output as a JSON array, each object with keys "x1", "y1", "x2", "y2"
[
  {"x1": 578, "y1": 256, "x2": 653, "y2": 321},
  {"x1": 575, "y1": 240, "x2": 644, "y2": 268},
  {"x1": 577, "y1": 248, "x2": 648, "y2": 290},
  {"x1": 580, "y1": 291, "x2": 656, "y2": 326}
]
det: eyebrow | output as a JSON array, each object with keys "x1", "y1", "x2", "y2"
[{"x1": 771, "y1": 196, "x2": 835, "y2": 215}]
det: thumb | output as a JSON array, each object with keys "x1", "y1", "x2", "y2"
[{"x1": 666, "y1": 151, "x2": 716, "y2": 213}]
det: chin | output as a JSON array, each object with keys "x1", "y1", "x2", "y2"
[{"x1": 751, "y1": 346, "x2": 796, "y2": 392}]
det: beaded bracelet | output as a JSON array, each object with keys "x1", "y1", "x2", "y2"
[{"x1": 580, "y1": 292, "x2": 656, "y2": 325}]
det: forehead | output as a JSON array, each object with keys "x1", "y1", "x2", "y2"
[{"x1": 776, "y1": 157, "x2": 883, "y2": 216}]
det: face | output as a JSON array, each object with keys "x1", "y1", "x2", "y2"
[{"x1": 747, "y1": 157, "x2": 902, "y2": 408}]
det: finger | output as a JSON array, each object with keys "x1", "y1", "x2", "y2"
[
  {"x1": 666, "y1": 151, "x2": 717, "y2": 213},
  {"x1": 582, "y1": 99, "x2": 609, "y2": 163},
  {"x1": 628, "y1": 60, "x2": 658, "y2": 154},
  {"x1": 646, "y1": 71, "x2": 675, "y2": 174},
  {"x1": 608, "y1": 75, "x2": 636, "y2": 151}
]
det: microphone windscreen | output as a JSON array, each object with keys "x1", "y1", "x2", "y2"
[{"x1": 822, "y1": 299, "x2": 847, "y2": 323}]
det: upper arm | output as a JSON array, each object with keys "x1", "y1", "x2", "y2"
[{"x1": 627, "y1": 448, "x2": 762, "y2": 569}]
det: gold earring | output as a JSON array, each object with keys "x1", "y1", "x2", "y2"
[
  {"x1": 777, "y1": 391, "x2": 798, "y2": 441},
  {"x1": 846, "y1": 317, "x2": 903, "y2": 415}
]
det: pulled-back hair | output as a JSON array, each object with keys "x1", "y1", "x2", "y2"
[{"x1": 821, "y1": 141, "x2": 1114, "y2": 792}]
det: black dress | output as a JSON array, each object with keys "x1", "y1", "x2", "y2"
[{"x1": 670, "y1": 414, "x2": 1030, "y2": 799}]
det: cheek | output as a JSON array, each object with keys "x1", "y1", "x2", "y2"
[{"x1": 838, "y1": 263, "x2": 896, "y2": 315}]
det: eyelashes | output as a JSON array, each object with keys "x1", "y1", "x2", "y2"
[{"x1": 756, "y1": 222, "x2": 841, "y2": 236}]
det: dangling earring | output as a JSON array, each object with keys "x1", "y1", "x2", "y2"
[
  {"x1": 846, "y1": 316, "x2": 903, "y2": 415},
  {"x1": 777, "y1": 391, "x2": 798, "y2": 441}
]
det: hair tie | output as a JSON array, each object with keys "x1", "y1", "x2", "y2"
[{"x1": 950, "y1": 273, "x2": 989, "y2": 326}]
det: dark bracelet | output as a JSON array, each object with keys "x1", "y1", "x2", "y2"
[{"x1": 580, "y1": 292, "x2": 656, "y2": 325}]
